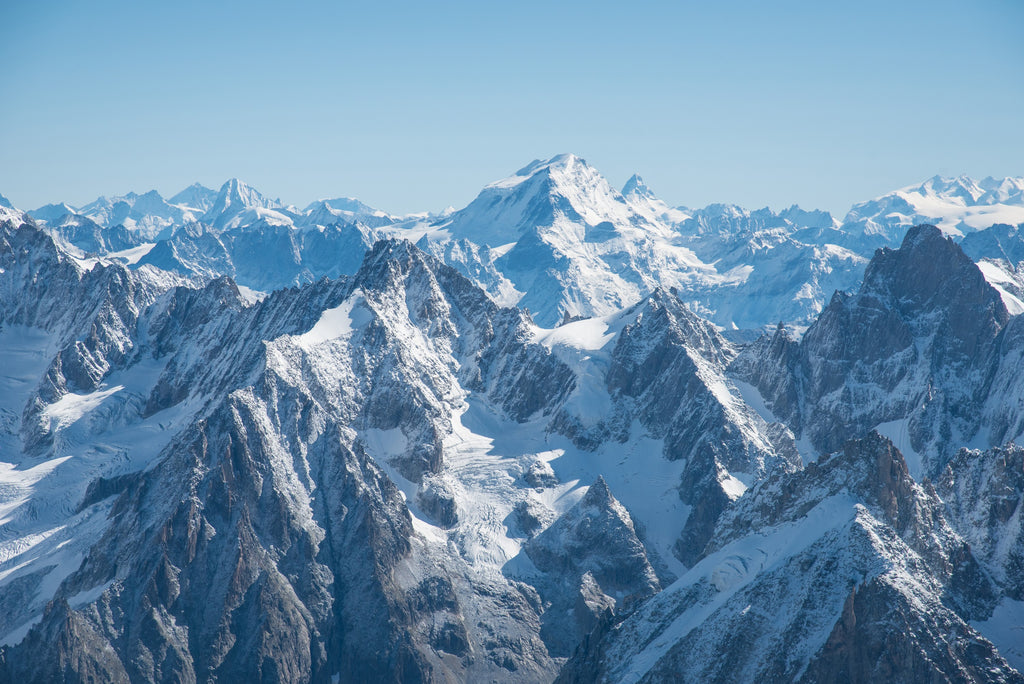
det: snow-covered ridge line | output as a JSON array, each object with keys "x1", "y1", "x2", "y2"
[{"x1": 7, "y1": 158, "x2": 1024, "y2": 335}]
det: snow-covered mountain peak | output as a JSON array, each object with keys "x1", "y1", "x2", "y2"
[
  {"x1": 778, "y1": 204, "x2": 837, "y2": 229},
  {"x1": 209, "y1": 178, "x2": 279, "y2": 212},
  {"x1": 27, "y1": 202, "x2": 79, "y2": 225},
  {"x1": 296, "y1": 196, "x2": 395, "y2": 232},
  {"x1": 303, "y1": 196, "x2": 378, "y2": 216},
  {"x1": 79, "y1": 189, "x2": 166, "y2": 216},
  {"x1": 0, "y1": 196, "x2": 24, "y2": 224},
  {"x1": 439, "y1": 153, "x2": 644, "y2": 248},
  {"x1": 133, "y1": 188, "x2": 165, "y2": 204},
  {"x1": 621, "y1": 173, "x2": 654, "y2": 199},
  {"x1": 488, "y1": 153, "x2": 586, "y2": 190},
  {"x1": 486, "y1": 153, "x2": 601, "y2": 193},
  {"x1": 168, "y1": 182, "x2": 217, "y2": 212},
  {"x1": 538, "y1": 153, "x2": 606, "y2": 189},
  {"x1": 201, "y1": 178, "x2": 288, "y2": 230},
  {"x1": 699, "y1": 202, "x2": 747, "y2": 219},
  {"x1": 979, "y1": 176, "x2": 1024, "y2": 204},
  {"x1": 422, "y1": 154, "x2": 724, "y2": 325},
  {"x1": 353, "y1": 237, "x2": 426, "y2": 282},
  {"x1": 41, "y1": 188, "x2": 193, "y2": 240},
  {"x1": 913, "y1": 174, "x2": 985, "y2": 204},
  {"x1": 350, "y1": 238, "x2": 491, "y2": 321}
]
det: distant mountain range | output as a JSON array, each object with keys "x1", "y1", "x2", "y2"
[{"x1": 11, "y1": 156, "x2": 1024, "y2": 332}]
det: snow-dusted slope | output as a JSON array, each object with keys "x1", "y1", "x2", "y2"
[
  {"x1": 167, "y1": 182, "x2": 218, "y2": 213},
  {"x1": 559, "y1": 432, "x2": 1017, "y2": 683},
  {"x1": 298, "y1": 197, "x2": 397, "y2": 231},
  {"x1": 0, "y1": 199, "x2": 24, "y2": 226},
  {"x1": 45, "y1": 213, "x2": 145, "y2": 255},
  {"x1": 678, "y1": 226, "x2": 869, "y2": 329},
  {"x1": 0, "y1": 217, "x2": 192, "y2": 646},
  {"x1": 137, "y1": 218, "x2": 378, "y2": 292},
  {"x1": 960, "y1": 224, "x2": 1024, "y2": 314},
  {"x1": 26, "y1": 202, "x2": 78, "y2": 224}
]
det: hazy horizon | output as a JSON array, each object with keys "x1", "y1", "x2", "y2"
[{"x1": 2, "y1": 0, "x2": 1022, "y2": 215}]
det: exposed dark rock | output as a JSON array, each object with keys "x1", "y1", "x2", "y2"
[
  {"x1": 557, "y1": 433, "x2": 1015, "y2": 683},
  {"x1": 734, "y1": 224, "x2": 1011, "y2": 474},
  {"x1": 523, "y1": 477, "x2": 659, "y2": 657},
  {"x1": 416, "y1": 475, "x2": 459, "y2": 528},
  {"x1": 523, "y1": 459, "x2": 558, "y2": 489},
  {"x1": 940, "y1": 444, "x2": 1024, "y2": 600}
]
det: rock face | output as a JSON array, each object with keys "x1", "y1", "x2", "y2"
[
  {"x1": 524, "y1": 477, "x2": 660, "y2": 655},
  {"x1": 734, "y1": 224, "x2": 1011, "y2": 476},
  {"x1": 556, "y1": 433, "x2": 1017, "y2": 683},
  {"x1": 939, "y1": 444, "x2": 1024, "y2": 670},
  {"x1": 940, "y1": 444, "x2": 1024, "y2": 600},
  {"x1": 4, "y1": 411, "x2": 423, "y2": 683},
  {"x1": 599, "y1": 290, "x2": 800, "y2": 563}
]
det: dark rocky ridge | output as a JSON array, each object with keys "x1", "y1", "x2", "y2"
[
  {"x1": 524, "y1": 476, "x2": 660, "y2": 656},
  {"x1": 733, "y1": 224, "x2": 1011, "y2": 475},
  {"x1": 556, "y1": 433, "x2": 1018, "y2": 683}
]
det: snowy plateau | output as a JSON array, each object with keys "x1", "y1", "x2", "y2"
[{"x1": 1, "y1": 156, "x2": 1024, "y2": 682}]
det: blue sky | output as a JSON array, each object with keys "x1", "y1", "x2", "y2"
[{"x1": 1, "y1": 0, "x2": 1022, "y2": 215}]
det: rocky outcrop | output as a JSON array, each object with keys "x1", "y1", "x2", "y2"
[
  {"x1": 734, "y1": 224, "x2": 1011, "y2": 475},
  {"x1": 551, "y1": 289, "x2": 800, "y2": 563},
  {"x1": 525, "y1": 477, "x2": 659, "y2": 656},
  {"x1": 939, "y1": 444, "x2": 1024, "y2": 600}
]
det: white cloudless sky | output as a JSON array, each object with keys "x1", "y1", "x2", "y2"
[{"x1": 1, "y1": 0, "x2": 1022, "y2": 215}]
